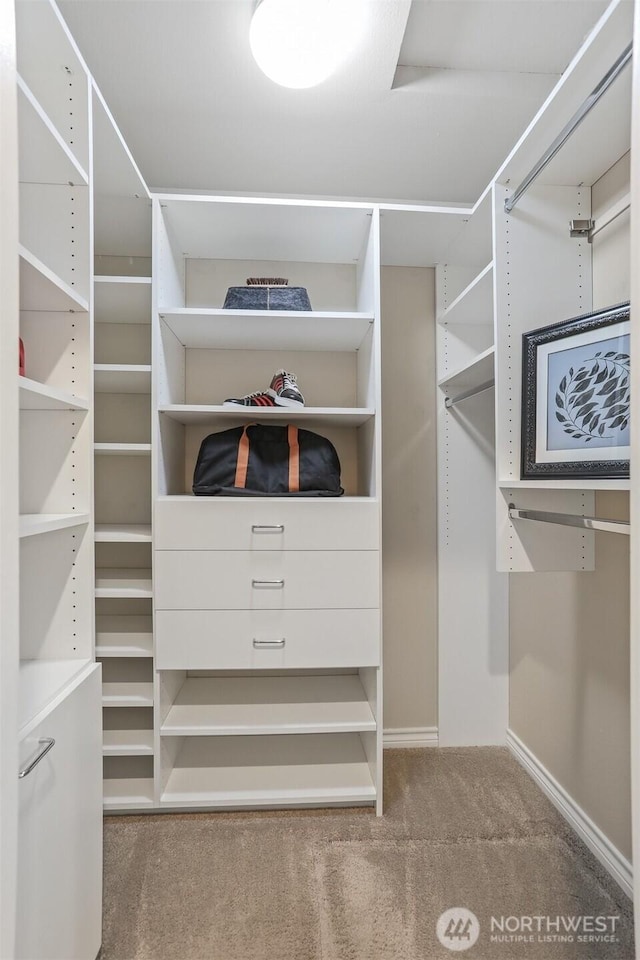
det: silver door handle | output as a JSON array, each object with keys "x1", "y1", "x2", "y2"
[
  {"x1": 18, "y1": 738, "x2": 55, "y2": 779},
  {"x1": 251, "y1": 524, "x2": 284, "y2": 533},
  {"x1": 252, "y1": 639, "x2": 286, "y2": 649},
  {"x1": 251, "y1": 579, "x2": 284, "y2": 588}
]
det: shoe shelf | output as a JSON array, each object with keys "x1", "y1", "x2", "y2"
[
  {"x1": 158, "y1": 406, "x2": 375, "y2": 428},
  {"x1": 95, "y1": 569, "x2": 153, "y2": 598},
  {"x1": 160, "y1": 676, "x2": 377, "y2": 738},
  {"x1": 19, "y1": 246, "x2": 89, "y2": 314},
  {"x1": 19, "y1": 513, "x2": 90, "y2": 538},
  {"x1": 160, "y1": 733, "x2": 376, "y2": 808},
  {"x1": 94, "y1": 442, "x2": 152, "y2": 456},
  {"x1": 438, "y1": 261, "x2": 494, "y2": 326},
  {"x1": 94, "y1": 276, "x2": 152, "y2": 324},
  {"x1": 103, "y1": 729, "x2": 154, "y2": 757},
  {"x1": 159, "y1": 309, "x2": 374, "y2": 352},
  {"x1": 102, "y1": 682, "x2": 154, "y2": 708},
  {"x1": 19, "y1": 377, "x2": 90, "y2": 412},
  {"x1": 94, "y1": 364, "x2": 151, "y2": 394},
  {"x1": 438, "y1": 346, "x2": 495, "y2": 396},
  {"x1": 103, "y1": 778, "x2": 155, "y2": 811},
  {"x1": 17, "y1": 76, "x2": 88, "y2": 187},
  {"x1": 95, "y1": 616, "x2": 154, "y2": 658},
  {"x1": 94, "y1": 524, "x2": 152, "y2": 542}
]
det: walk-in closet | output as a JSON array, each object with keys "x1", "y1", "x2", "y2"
[{"x1": 1, "y1": 0, "x2": 639, "y2": 957}]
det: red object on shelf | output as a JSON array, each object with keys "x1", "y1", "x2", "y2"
[{"x1": 19, "y1": 338, "x2": 25, "y2": 377}]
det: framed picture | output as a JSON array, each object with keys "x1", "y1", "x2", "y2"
[{"x1": 521, "y1": 301, "x2": 630, "y2": 479}]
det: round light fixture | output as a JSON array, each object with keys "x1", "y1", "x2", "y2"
[{"x1": 249, "y1": 0, "x2": 366, "y2": 89}]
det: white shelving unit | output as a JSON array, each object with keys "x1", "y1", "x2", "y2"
[
  {"x1": 19, "y1": 512, "x2": 90, "y2": 538},
  {"x1": 158, "y1": 405, "x2": 375, "y2": 428},
  {"x1": 94, "y1": 442, "x2": 152, "y2": 455}
]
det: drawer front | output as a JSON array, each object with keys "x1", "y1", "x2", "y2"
[
  {"x1": 16, "y1": 665, "x2": 102, "y2": 960},
  {"x1": 155, "y1": 498, "x2": 379, "y2": 551},
  {"x1": 156, "y1": 609, "x2": 380, "y2": 669},
  {"x1": 155, "y1": 550, "x2": 380, "y2": 610}
]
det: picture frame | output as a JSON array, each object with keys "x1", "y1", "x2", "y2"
[{"x1": 521, "y1": 301, "x2": 630, "y2": 480}]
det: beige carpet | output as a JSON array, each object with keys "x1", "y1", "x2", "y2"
[{"x1": 100, "y1": 748, "x2": 634, "y2": 960}]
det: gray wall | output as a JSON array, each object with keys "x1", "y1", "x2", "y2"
[
  {"x1": 381, "y1": 266, "x2": 438, "y2": 730},
  {"x1": 509, "y1": 154, "x2": 631, "y2": 859}
]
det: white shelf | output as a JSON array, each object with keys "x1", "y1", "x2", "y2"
[
  {"x1": 19, "y1": 513, "x2": 90, "y2": 538},
  {"x1": 103, "y1": 778, "x2": 154, "y2": 810},
  {"x1": 19, "y1": 658, "x2": 92, "y2": 731},
  {"x1": 102, "y1": 682, "x2": 154, "y2": 708},
  {"x1": 94, "y1": 524, "x2": 152, "y2": 542},
  {"x1": 19, "y1": 377, "x2": 89, "y2": 412},
  {"x1": 159, "y1": 406, "x2": 374, "y2": 428},
  {"x1": 442, "y1": 187, "x2": 493, "y2": 268},
  {"x1": 161, "y1": 676, "x2": 377, "y2": 737},
  {"x1": 95, "y1": 616, "x2": 154, "y2": 658},
  {"x1": 17, "y1": 75, "x2": 88, "y2": 186},
  {"x1": 160, "y1": 733, "x2": 376, "y2": 808},
  {"x1": 499, "y1": 479, "x2": 631, "y2": 491},
  {"x1": 94, "y1": 443, "x2": 152, "y2": 456},
  {"x1": 439, "y1": 262, "x2": 493, "y2": 326},
  {"x1": 159, "y1": 309, "x2": 374, "y2": 351},
  {"x1": 95, "y1": 569, "x2": 153, "y2": 599},
  {"x1": 19, "y1": 245, "x2": 88, "y2": 313},
  {"x1": 438, "y1": 346, "x2": 495, "y2": 395},
  {"x1": 103, "y1": 730, "x2": 154, "y2": 757},
  {"x1": 94, "y1": 365, "x2": 151, "y2": 394},
  {"x1": 94, "y1": 276, "x2": 152, "y2": 324}
]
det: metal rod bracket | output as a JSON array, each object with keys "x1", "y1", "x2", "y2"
[{"x1": 569, "y1": 218, "x2": 595, "y2": 238}]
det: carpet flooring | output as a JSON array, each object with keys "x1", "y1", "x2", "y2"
[{"x1": 100, "y1": 748, "x2": 635, "y2": 960}]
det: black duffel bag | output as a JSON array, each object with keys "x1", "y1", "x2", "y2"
[{"x1": 192, "y1": 423, "x2": 344, "y2": 497}]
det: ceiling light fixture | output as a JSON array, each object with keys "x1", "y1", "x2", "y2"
[{"x1": 249, "y1": 0, "x2": 366, "y2": 89}]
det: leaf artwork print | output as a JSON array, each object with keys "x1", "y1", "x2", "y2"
[{"x1": 554, "y1": 351, "x2": 630, "y2": 444}]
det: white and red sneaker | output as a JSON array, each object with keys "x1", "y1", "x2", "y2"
[
  {"x1": 223, "y1": 390, "x2": 278, "y2": 408},
  {"x1": 267, "y1": 370, "x2": 305, "y2": 408}
]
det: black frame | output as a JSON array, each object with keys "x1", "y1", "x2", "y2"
[{"x1": 521, "y1": 301, "x2": 630, "y2": 480}]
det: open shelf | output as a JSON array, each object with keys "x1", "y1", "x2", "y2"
[
  {"x1": 19, "y1": 377, "x2": 89, "y2": 412},
  {"x1": 159, "y1": 309, "x2": 374, "y2": 351},
  {"x1": 19, "y1": 245, "x2": 88, "y2": 313},
  {"x1": 95, "y1": 569, "x2": 153, "y2": 599},
  {"x1": 103, "y1": 778, "x2": 154, "y2": 811},
  {"x1": 439, "y1": 261, "x2": 493, "y2": 326},
  {"x1": 19, "y1": 658, "x2": 92, "y2": 731},
  {"x1": 94, "y1": 365, "x2": 151, "y2": 394},
  {"x1": 103, "y1": 730, "x2": 154, "y2": 757},
  {"x1": 442, "y1": 187, "x2": 493, "y2": 268},
  {"x1": 159, "y1": 406, "x2": 374, "y2": 428},
  {"x1": 19, "y1": 513, "x2": 89, "y2": 538},
  {"x1": 102, "y1": 682, "x2": 154, "y2": 708},
  {"x1": 96, "y1": 616, "x2": 154, "y2": 658},
  {"x1": 161, "y1": 676, "x2": 376, "y2": 737},
  {"x1": 94, "y1": 443, "x2": 152, "y2": 456},
  {"x1": 94, "y1": 276, "x2": 152, "y2": 324},
  {"x1": 94, "y1": 524, "x2": 152, "y2": 543},
  {"x1": 160, "y1": 733, "x2": 376, "y2": 808},
  {"x1": 17, "y1": 76, "x2": 88, "y2": 186},
  {"x1": 499, "y1": 479, "x2": 631, "y2": 491},
  {"x1": 438, "y1": 346, "x2": 495, "y2": 396}
]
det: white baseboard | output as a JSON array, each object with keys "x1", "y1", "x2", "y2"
[
  {"x1": 383, "y1": 726, "x2": 438, "y2": 748},
  {"x1": 506, "y1": 728, "x2": 633, "y2": 899}
]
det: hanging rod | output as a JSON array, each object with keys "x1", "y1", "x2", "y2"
[
  {"x1": 588, "y1": 191, "x2": 630, "y2": 241},
  {"x1": 504, "y1": 42, "x2": 632, "y2": 214},
  {"x1": 444, "y1": 379, "x2": 494, "y2": 409},
  {"x1": 508, "y1": 504, "x2": 630, "y2": 536}
]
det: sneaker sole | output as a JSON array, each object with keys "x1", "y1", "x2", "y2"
[{"x1": 272, "y1": 396, "x2": 305, "y2": 408}]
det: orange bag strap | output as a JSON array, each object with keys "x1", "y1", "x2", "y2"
[
  {"x1": 288, "y1": 424, "x2": 300, "y2": 493},
  {"x1": 234, "y1": 424, "x2": 254, "y2": 489}
]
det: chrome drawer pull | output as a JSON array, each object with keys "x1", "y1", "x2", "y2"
[
  {"x1": 251, "y1": 524, "x2": 284, "y2": 533},
  {"x1": 253, "y1": 639, "x2": 286, "y2": 649},
  {"x1": 251, "y1": 579, "x2": 285, "y2": 588},
  {"x1": 18, "y1": 738, "x2": 55, "y2": 779}
]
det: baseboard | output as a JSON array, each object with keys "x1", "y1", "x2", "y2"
[
  {"x1": 506, "y1": 728, "x2": 633, "y2": 899},
  {"x1": 383, "y1": 727, "x2": 439, "y2": 748}
]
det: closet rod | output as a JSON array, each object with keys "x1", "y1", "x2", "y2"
[
  {"x1": 508, "y1": 504, "x2": 630, "y2": 536},
  {"x1": 504, "y1": 42, "x2": 632, "y2": 214},
  {"x1": 589, "y1": 191, "x2": 630, "y2": 241},
  {"x1": 444, "y1": 379, "x2": 494, "y2": 409}
]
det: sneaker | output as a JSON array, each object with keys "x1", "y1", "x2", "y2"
[
  {"x1": 267, "y1": 370, "x2": 305, "y2": 408},
  {"x1": 223, "y1": 390, "x2": 278, "y2": 408}
]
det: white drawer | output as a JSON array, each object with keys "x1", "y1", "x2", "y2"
[
  {"x1": 155, "y1": 498, "x2": 379, "y2": 551},
  {"x1": 156, "y1": 609, "x2": 380, "y2": 669},
  {"x1": 155, "y1": 550, "x2": 380, "y2": 610}
]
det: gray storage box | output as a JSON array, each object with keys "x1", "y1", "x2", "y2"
[{"x1": 223, "y1": 283, "x2": 312, "y2": 311}]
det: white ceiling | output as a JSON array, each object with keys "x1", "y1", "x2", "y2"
[{"x1": 59, "y1": 0, "x2": 610, "y2": 203}]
